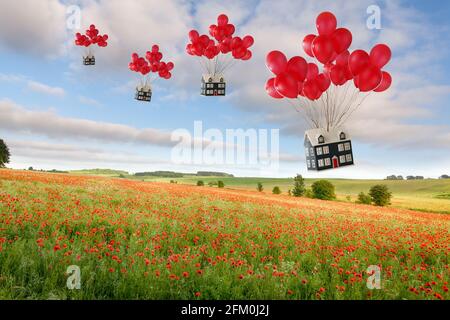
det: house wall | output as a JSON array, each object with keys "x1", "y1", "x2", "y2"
[
  {"x1": 314, "y1": 140, "x2": 354, "y2": 171},
  {"x1": 304, "y1": 137, "x2": 317, "y2": 171}
]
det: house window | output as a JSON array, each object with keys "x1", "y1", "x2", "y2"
[
  {"x1": 340, "y1": 155, "x2": 346, "y2": 164},
  {"x1": 316, "y1": 147, "x2": 323, "y2": 156},
  {"x1": 338, "y1": 143, "x2": 344, "y2": 152},
  {"x1": 318, "y1": 135, "x2": 325, "y2": 144},
  {"x1": 344, "y1": 142, "x2": 351, "y2": 151},
  {"x1": 305, "y1": 148, "x2": 309, "y2": 157},
  {"x1": 220, "y1": 78, "x2": 224, "y2": 82},
  {"x1": 208, "y1": 78, "x2": 213, "y2": 82},
  {"x1": 312, "y1": 161, "x2": 316, "y2": 168},
  {"x1": 346, "y1": 154, "x2": 352, "y2": 162},
  {"x1": 318, "y1": 159, "x2": 324, "y2": 167},
  {"x1": 340, "y1": 132, "x2": 346, "y2": 140},
  {"x1": 307, "y1": 160, "x2": 311, "y2": 168},
  {"x1": 323, "y1": 146, "x2": 329, "y2": 154},
  {"x1": 324, "y1": 158, "x2": 331, "y2": 166},
  {"x1": 310, "y1": 148, "x2": 314, "y2": 156}
]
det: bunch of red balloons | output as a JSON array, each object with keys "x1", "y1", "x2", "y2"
[
  {"x1": 266, "y1": 11, "x2": 392, "y2": 101},
  {"x1": 186, "y1": 14, "x2": 254, "y2": 61},
  {"x1": 75, "y1": 24, "x2": 108, "y2": 48},
  {"x1": 129, "y1": 45, "x2": 174, "y2": 79}
]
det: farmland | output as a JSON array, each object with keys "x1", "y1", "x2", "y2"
[
  {"x1": 91, "y1": 171, "x2": 450, "y2": 214},
  {"x1": 0, "y1": 169, "x2": 449, "y2": 300}
]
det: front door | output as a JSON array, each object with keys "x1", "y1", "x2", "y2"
[{"x1": 332, "y1": 156, "x2": 339, "y2": 168}]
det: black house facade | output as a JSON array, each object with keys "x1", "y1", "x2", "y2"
[
  {"x1": 304, "y1": 128, "x2": 354, "y2": 171},
  {"x1": 201, "y1": 74, "x2": 226, "y2": 96},
  {"x1": 135, "y1": 84, "x2": 152, "y2": 102},
  {"x1": 83, "y1": 55, "x2": 95, "y2": 66}
]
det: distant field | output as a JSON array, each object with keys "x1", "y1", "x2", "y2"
[{"x1": 114, "y1": 175, "x2": 450, "y2": 214}]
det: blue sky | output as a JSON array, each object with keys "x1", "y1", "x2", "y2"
[{"x1": 1, "y1": 0, "x2": 449, "y2": 179}]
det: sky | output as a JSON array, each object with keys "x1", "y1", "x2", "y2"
[{"x1": 0, "y1": 0, "x2": 450, "y2": 179}]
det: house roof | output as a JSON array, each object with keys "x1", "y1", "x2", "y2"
[
  {"x1": 202, "y1": 74, "x2": 225, "y2": 82},
  {"x1": 136, "y1": 83, "x2": 152, "y2": 91},
  {"x1": 305, "y1": 127, "x2": 350, "y2": 147}
]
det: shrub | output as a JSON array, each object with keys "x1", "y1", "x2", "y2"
[
  {"x1": 292, "y1": 174, "x2": 306, "y2": 197},
  {"x1": 369, "y1": 185, "x2": 392, "y2": 206},
  {"x1": 218, "y1": 181, "x2": 225, "y2": 188},
  {"x1": 197, "y1": 180, "x2": 204, "y2": 186},
  {"x1": 272, "y1": 186, "x2": 281, "y2": 195},
  {"x1": 356, "y1": 192, "x2": 372, "y2": 205},
  {"x1": 257, "y1": 182, "x2": 263, "y2": 192},
  {"x1": 311, "y1": 180, "x2": 336, "y2": 200},
  {"x1": 208, "y1": 181, "x2": 218, "y2": 187},
  {"x1": 304, "y1": 188, "x2": 314, "y2": 198}
]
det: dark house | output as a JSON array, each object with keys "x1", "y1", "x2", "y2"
[
  {"x1": 304, "y1": 128, "x2": 354, "y2": 171},
  {"x1": 135, "y1": 84, "x2": 152, "y2": 102},
  {"x1": 201, "y1": 74, "x2": 226, "y2": 96},
  {"x1": 83, "y1": 55, "x2": 95, "y2": 66}
]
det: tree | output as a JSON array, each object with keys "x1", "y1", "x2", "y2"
[
  {"x1": 292, "y1": 174, "x2": 306, "y2": 197},
  {"x1": 218, "y1": 181, "x2": 225, "y2": 188},
  {"x1": 356, "y1": 192, "x2": 372, "y2": 205},
  {"x1": 0, "y1": 139, "x2": 10, "y2": 168},
  {"x1": 369, "y1": 185, "x2": 392, "y2": 206},
  {"x1": 311, "y1": 180, "x2": 336, "y2": 200},
  {"x1": 440, "y1": 174, "x2": 449, "y2": 179},
  {"x1": 28, "y1": 167, "x2": 34, "y2": 171},
  {"x1": 272, "y1": 186, "x2": 281, "y2": 195},
  {"x1": 257, "y1": 182, "x2": 263, "y2": 192},
  {"x1": 197, "y1": 180, "x2": 204, "y2": 186}
]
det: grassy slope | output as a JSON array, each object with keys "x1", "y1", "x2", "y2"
[{"x1": 126, "y1": 176, "x2": 450, "y2": 214}]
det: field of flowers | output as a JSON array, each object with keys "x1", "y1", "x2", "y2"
[{"x1": 0, "y1": 169, "x2": 448, "y2": 300}]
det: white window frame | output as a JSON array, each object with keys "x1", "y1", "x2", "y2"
[
  {"x1": 338, "y1": 143, "x2": 344, "y2": 152},
  {"x1": 340, "y1": 155, "x2": 346, "y2": 164},
  {"x1": 344, "y1": 142, "x2": 351, "y2": 151},
  {"x1": 318, "y1": 159, "x2": 324, "y2": 167},
  {"x1": 323, "y1": 146, "x2": 329, "y2": 154},
  {"x1": 310, "y1": 148, "x2": 314, "y2": 156},
  {"x1": 324, "y1": 158, "x2": 331, "y2": 166},
  {"x1": 346, "y1": 154, "x2": 352, "y2": 162},
  {"x1": 312, "y1": 161, "x2": 316, "y2": 168},
  {"x1": 316, "y1": 147, "x2": 323, "y2": 156},
  {"x1": 305, "y1": 148, "x2": 309, "y2": 157},
  {"x1": 307, "y1": 160, "x2": 311, "y2": 168}
]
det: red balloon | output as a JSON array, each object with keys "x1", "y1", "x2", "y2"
[
  {"x1": 242, "y1": 35, "x2": 254, "y2": 48},
  {"x1": 316, "y1": 12, "x2": 337, "y2": 36},
  {"x1": 332, "y1": 28, "x2": 352, "y2": 54},
  {"x1": 275, "y1": 72, "x2": 299, "y2": 99},
  {"x1": 312, "y1": 35, "x2": 335, "y2": 64},
  {"x1": 189, "y1": 30, "x2": 199, "y2": 42},
  {"x1": 323, "y1": 62, "x2": 334, "y2": 75},
  {"x1": 358, "y1": 65, "x2": 382, "y2": 92},
  {"x1": 316, "y1": 73, "x2": 331, "y2": 92},
  {"x1": 218, "y1": 14, "x2": 229, "y2": 26},
  {"x1": 209, "y1": 25, "x2": 217, "y2": 37},
  {"x1": 374, "y1": 71, "x2": 392, "y2": 92},
  {"x1": 286, "y1": 56, "x2": 307, "y2": 82},
  {"x1": 166, "y1": 62, "x2": 174, "y2": 71},
  {"x1": 303, "y1": 79, "x2": 321, "y2": 100},
  {"x1": 265, "y1": 78, "x2": 284, "y2": 99},
  {"x1": 266, "y1": 51, "x2": 288, "y2": 75},
  {"x1": 349, "y1": 50, "x2": 370, "y2": 76},
  {"x1": 242, "y1": 50, "x2": 252, "y2": 61},
  {"x1": 343, "y1": 65, "x2": 353, "y2": 80},
  {"x1": 335, "y1": 50, "x2": 350, "y2": 67},
  {"x1": 225, "y1": 24, "x2": 235, "y2": 37},
  {"x1": 370, "y1": 44, "x2": 391, "y2": 69},
  {"x1": 330, "y1": 65, "x2": 347, "y2": 86},
  {"x1": 353, "y1": 76, "x2": 359, "y2": 88},
  {"x1": 231, "y1": 37, "x2": 242, "y2": 49},
  {"x1": 306, "y1": 63, "x2": 319, "y2": 81},
  {"x1": 298, "y1": 82, "x2": 304, "y2": 96},
  {"x1": 303, "y1": 34, "x2": 316, "y2": 57}
]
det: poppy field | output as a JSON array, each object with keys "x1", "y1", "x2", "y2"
[{"x1": 0, "y1": 169, "x2": 448, "y2": 300}]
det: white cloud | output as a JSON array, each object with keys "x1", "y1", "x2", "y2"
[
  {"x1": 79, "y1": 95, "x2": 102, "y2": 107},
  {"x1": 27, "y1": 81, "x2": 66, "y2": 97}
]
